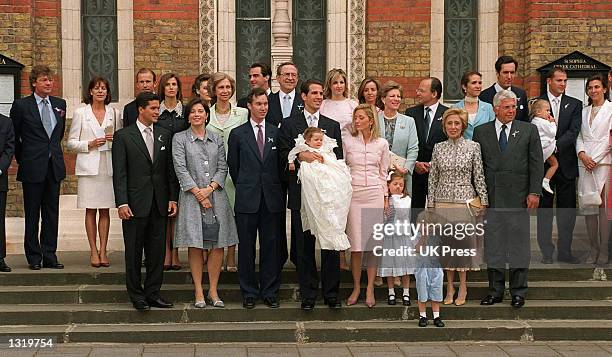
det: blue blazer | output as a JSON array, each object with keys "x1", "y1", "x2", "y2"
[
  {"x1": 378, "y1": 112, "x2": 419, "y2": 194},
  {"x1": 226, "y1": 121, "x2": 284, "y2": 214},
  {"x1": 453, "y1": 99, "x2": 495, "y2": 140}
]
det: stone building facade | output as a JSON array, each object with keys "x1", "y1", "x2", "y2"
[{"x1": 1, "y1": 0, "x2": 610, "y2": 216}]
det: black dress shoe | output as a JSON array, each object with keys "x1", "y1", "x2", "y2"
[
  {"x1": 480, "y1": 295, "x2": 503, "y2": 305},
  {"x1": 146, "y1": 297, "x2": 173, "y2": 308},
  {"x1": 28, "y1": 263, "x2": 41, "y2": 270},
  {"x1": 433, "y1": 317, "x2": 445, "y2": 327},
  {"x1": 43, "y1": 262, "x2": 64, "y2": 269},
  {"x1": 324, "y1": 298, "x2": 341, "y2": 309},
  {"x1": 132, "y1": 300, "x2": 150, "y2": 311},
  {"x1": 402, "y1": 295, "x2": 411, "y2": 306},
  {"x1": 418, "y1": 316, "x2": 428, "y2": 327},
  {"x1": 511, "y1": 295, "x2": 525, "y2": 308},
  {"x1": 301, "y1": 299, "x2": 315, "y2": 310},
  {"x1": 0, "y1": 260, "x2": 11, "y2": 272},
  {"x1": 387, "y1": 294, "x2": 396, "y2": 305},
  {"x1": 541, "y1": 257, "x2": 553, "y2": 264},
  {"x1": 243, "y1": 297, "x2": 256, "y2": 309},
  {"x1": 558, "y1": 255, "x2": 580, "y2": 264},
  {"x1": 263, "y1": 297, "x2": 280, "y2": 308}
]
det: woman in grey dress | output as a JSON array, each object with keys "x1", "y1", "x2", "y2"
[{"x1": 172, "y1": 98, "x2": 239, "y2": 308}]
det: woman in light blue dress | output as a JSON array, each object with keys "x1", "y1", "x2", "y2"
[{"x1": 452, "y1": 71, "x2": 495, "y2": 140}]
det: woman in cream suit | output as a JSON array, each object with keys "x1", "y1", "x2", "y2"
[
  {"x1": 576, "y1": 73, "x2": 611, "y2": 265},
  {"x1": 452, "y1": 71, "x2": 495, "y2": 140},
  {"x1": 67, "y1": 76, "x2": 122, "y2": 268},
  {"x1": 206, "y1": 72, "x2": 248, "y2": 272}
]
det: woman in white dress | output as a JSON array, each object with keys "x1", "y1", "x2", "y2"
[
  {"x1": 576, "y1": 73, "x2": 612, "y2": 265},
  {"x1": 67, "y1": 76, "x2": 122, "y2": 267}
]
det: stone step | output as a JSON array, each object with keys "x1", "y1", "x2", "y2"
[
  {"x1": 0, "y1": 301, "x2": 611, "y2": 326},
  {"x1": 2, "y1": 320, "x2": 612, "y2": 343},
  {"x1": 1, "y1": 281, "x2": 611, "y2": 305}
]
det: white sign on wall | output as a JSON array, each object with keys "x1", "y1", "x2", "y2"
[{"x1": 0, "y1": 74, "x2": 15, "y2": 116}]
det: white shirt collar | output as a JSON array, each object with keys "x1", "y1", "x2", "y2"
[
  {"x1": 250, "y1": 118, "x2": 265, "y2": 129},
  {"x1": 494, "y1": 82, "x2": 511, "y2": 93},
  {"x1": 303, "y1": 109, "x2": 320, "y2": 120},
  {"x1": 425, "y1": 101, "x2": 439, "y2": 115},
  {"x1": 279, "y1": 89, "x2": 295, "y2": 100},
  {"x1": 34, "y1": 92, "x2": 49, "y2": 105},
  {"x1": 547, "y1": 90, "x2": 562, "y2": 103},
  {"x1": 160, "y1": 101, "x2": 183, "y2": 116},
  {"x1": 495, "y1": 118, "x2": 513, "y2": 135},
  {"x1": 136, "y1": 119, "x2": 153, "y2": 133}
]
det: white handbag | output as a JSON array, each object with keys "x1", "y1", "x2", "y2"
[{"x1": 578, "y1": 171, "x2": 602, "y2": 207}]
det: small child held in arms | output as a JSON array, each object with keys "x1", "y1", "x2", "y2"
[
  {"x1": 530, "y1": 99, "x2": 559, "y2": 194},
  {"x1": 288, "y1": 127, "x2": 352, "y2": 251},
  {"x1": 377, "y1": 171, "x2": 415, "y2": 306}
]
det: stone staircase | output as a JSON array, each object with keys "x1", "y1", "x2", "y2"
[{"x1": 0, "y1": 252, "x2": 610, "y2": 343}]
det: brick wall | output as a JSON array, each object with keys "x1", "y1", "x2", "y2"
[{"x1": 365, "y1": 0, "x2": 431, "y2": 110}]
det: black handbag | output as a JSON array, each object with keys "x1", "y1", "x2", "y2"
[{"x1": 201, "y1": 206, "x2": 220, "y2": 242}]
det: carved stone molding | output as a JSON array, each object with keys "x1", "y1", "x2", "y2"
[
  {"x1": 348, "y1": 0, "x2": 366, "y2": 98},
  {"x1": 199, "y1": 0, "x2": 216, "y2": 74}
]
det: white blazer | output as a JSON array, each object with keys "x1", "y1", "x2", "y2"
[
  {"x1": 67, "y1": 104, "x2": 123, "y2": 176},
  {"x1": 576, "y1": 100, "x2": 612, "y2": 165}
]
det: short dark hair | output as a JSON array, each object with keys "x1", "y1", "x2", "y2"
[
  {"x1": 157, "y1": 73, "x2": 183, "y2": 102},
  {"x1": 585, "y1": 73, "x2": 608, "y2": 106},
  {"x1": 29, "y1": 65, "x2": 53, "y2": 91},
  {"x1": 247, "y1": 87, "x2": 268, "y2": 104},
  {"x1": 191, "y1": 73, "x2": 211, "y2": 98},
  {"x1": 183, "y1": 97, "x2": 211, "y2": 126},
  {"x1": 546, "y1": 66, "x2": 567, "y2": 80},
  {"x1": 495, "y1": 56, "x2": 519, "y2": 74},
  {"x1": 136, "y1": 68, "x2": 156, "y2": 82},
  {"x1": 276, "y1": 62, "x2": 298, "y2": 76},
  {"x1": 83, "y1": 76, "x2": 112, "y2": 105},
  {"x1": 136, "y1": 91, "x2": 160, "y2": 110},
  {"x1": 250, "y1": 62, "x2": 272, "y2": 86},
  {"x1": 300, "y1": 79, "x2": 324, "y2": 96},
  {"x1": 429, "y1": 77, "x2": 443, "y2": 100},
  {"x1": 460, "y1": 71, "x2": 482, "y2": 94}
]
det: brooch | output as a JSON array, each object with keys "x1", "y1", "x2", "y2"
[
  {"x1": 564, "y1": 103, "x2": 569, "y2": 109},
  {"x1": 268, "y1": 137, "x2": 274, "y2": 143},
  {"x1": 158, "y1": 135, "x2": 163, "y2": 142},
  {"x1": 511, "y1": 130, "x2": 519, "y2": 138},
  {"x1": 54, "y1": 107, "x2": 65, "y2": 117},
  {"x1": 297, "y1": 104, "x2": 304, "y2": 112}
]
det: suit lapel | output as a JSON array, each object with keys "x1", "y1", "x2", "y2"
[
  {"x1": 505, "y1": 121, "x2": 520, "y2": 153},
  {"x1": 262, "y1": 124, "x2": 275, "y2": 161},
  {"x1": 291, "y1": 96, "x2": 304, "y2": 116},
  {"x1": 130, "y1": 125, "x2": 153, "y2": 163},
  {"x1": 245, "y1": 124, "x2": 262, "y2": 163},
  {"x1": 152, "y1": 127, "x2": 163, "y2": 165},
  {"x1": 49, "y1": 97, "x2": 63, "y2": 134},
  {"x1": 427, "y1": 107, "x2": 444, "y2": 143},
  {"x1": 27, "y1": 96, "x2": 46, "y2": 133}
]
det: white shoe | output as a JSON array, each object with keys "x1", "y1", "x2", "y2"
[{"x1": 542, "y1": 178, "x2": 553, "y2": 194}]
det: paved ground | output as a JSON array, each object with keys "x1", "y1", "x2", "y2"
[{"x1": 1, "y1": 342, "x2": 611, "y2": 357}]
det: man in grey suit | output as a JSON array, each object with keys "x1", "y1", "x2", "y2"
[{"x1": 473, "y1": 90, "x2": 543, "y2": 308}]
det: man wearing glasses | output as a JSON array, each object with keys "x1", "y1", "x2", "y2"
[{"x1": 267, "y1": 62, "x2": 304, "y2": 127}]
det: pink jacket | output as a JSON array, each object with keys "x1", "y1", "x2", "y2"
[{"x1": 343, "y1": 133, "x2": 390, "y2": 192}]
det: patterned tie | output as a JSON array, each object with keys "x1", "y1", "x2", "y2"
[
  {"x1": 552, "y1": 97, "x2": 560, "y2": 123},
  {"x1": 144, "y1": 126, "x2": 154, "y2": 161},
  {"x1": 499, "y1": 124, "x2": 508, "y2": 152},
  {"x1": 282, "y1": 94, "x2": 292, "y2": 118},
  {"x1": 423, "y1": 107, "x2": 432, "y2": 141},
  {"x1": 256, "y1": 124, "x2": 264, "y2": 159},
  {"x1": 41, "y1": 98, "x2": 54, "y2": 138}
]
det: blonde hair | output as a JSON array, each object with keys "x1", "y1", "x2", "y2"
[
  {"x1": 323, "y1": 68, "x2": 349, "y2": 99},
  {"x1": 207, "y1": 72, "x2": 236, "y2": 104},
  {"x1": 441, "y1": 108, "x2": 468, "y2": 136},
  {"x1": 529, "y1": 98, "x2": 550, "y2": 119},
  {"x1": 351, "y1": 103, "x2": 381, "y2": 139}
]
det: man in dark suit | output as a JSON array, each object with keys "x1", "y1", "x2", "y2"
[
  {"x1": 0, "y1": 113, "x2": 15, "y2": 272},
  {"x1": 227, "y1": 87, "x2": 285, "y2": 310},
  {"x1": 473, "y1": 90, "x2": 543, "y2": 309},
  {"x1": 237, "y1": 62, "x2": 272, "y2": 109},
  {"x1": 479, "y1": 56, "x2": 529, "y2": 122},
  {"x1": 536, "y1": 67, "x2": 582, "y2": 264},
  {"x1": 10, "y1": 65, "x2": 66, "y2": 270},
  {"x1": 266, "y1": 62, "x2": 304, "y2": 127},
  {"x1": 112, "y1": 91, "x2": 178, "y2": 311},
  {"x1": 122, "y1": 68, "x2": 156, "y2": 127},
  {"x1": 278, "y1": 79, "x2": 343, "y2": 310},
  {"x1": 405, "y1": 77, "x2": 448, "y2": 215}
]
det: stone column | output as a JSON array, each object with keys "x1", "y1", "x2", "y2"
[{"x1": 271, "y1": 0, "x2": 293, "y2": 90}]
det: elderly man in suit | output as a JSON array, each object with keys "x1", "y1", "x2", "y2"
[
  {"x1": 227, "y1": 87, "x2": 285, "y2": 310},
  {"x1": 112, "y1": 91, "x2": 178, "y2": 311},
  {"x1": 405, "y1": 77, "x2": 448, "y2": 214},
  {"x1": 122, "y1": 68, "x2": 156, "y2": 127},
  {"x1": 10, "y1": 65, "x2": 66, "y2": 270},
  {"x1": 479, "y1": 56, "x2": 529, "y2": 122},
  {"x1": 279, "y1": 79, "x2": 344, "y2": 310},
  {"x1": 266, "y1": 62, "x2": 304, "y2": 127},
  {"x1": 536, "y1": 67, "x2": 582, "y2": 264},
  {"x1": 473, "y1": 90, "x2": 543, "y2": 308},
  {"x1": 0, "y1": 113, "x2": 15, "y2": 272},
  {"x1": 237, "y1": 62, "x2": 272, "y2": 109}
]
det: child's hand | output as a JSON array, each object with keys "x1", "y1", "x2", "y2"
[{"x1": 288, "y1": 162, "x2": 295, "y2": 171}]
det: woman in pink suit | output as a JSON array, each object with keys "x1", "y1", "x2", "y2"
[{"x1": 344, "y1": 104, "x2": 390, "y2": 308}]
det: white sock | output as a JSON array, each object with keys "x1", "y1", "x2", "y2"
[
  {"x1": 403, "y1": 288, "x2": 410, "y2": 296},
  {"x1": 388, "y1": 288, "x2": 395, "y2": 296},
  {"x1": 433, "y1": 311, "x2": 440, "y2": 319},
  {"x1": 419, "y1": 311, "x2": 427, "y2": 318}
]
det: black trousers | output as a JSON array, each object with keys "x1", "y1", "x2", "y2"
[
  {"x1": 291, "y1": 209, "x2": 340, "y2": 301},
  {"x1": 22, "y1": 163, "x2": 61, "y2": 265},
  {"x1": 278, "y1": 182, "x2": 296, "y2": 268},
  {"x1": 537, "y1": 170, "x2": 577, "y2": 259},
  {"x1": 122, "y1": 203, "x2": 167, "y2": 302},
  {"x1": 236, "y1": 195, "x2": 282, "y2": 299},
  {"x1": 485, "y1": 210, "x2": 530, "y2": 298},
  {"x1": 0, "y1": 191, "x2": 6, "y2": 259}
]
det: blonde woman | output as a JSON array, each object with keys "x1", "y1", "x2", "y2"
[{"x1": 320, "y1": 68, "x2": 359, "y2": 138}]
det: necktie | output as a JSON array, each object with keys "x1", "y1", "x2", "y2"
[
  {"x1": 423, "y1": 107, "x2": 432, "y2": 141},
  {"x1": 282, "y1": 94, "x2": 291, "y2": 118},
  {"x1": 144, "y1": 127, "x2": 154, "y2": 161},
  {"x1": 308, "y1": 115, "x2": 315, "y2": 127},
  {"x1": 256, "y1": 124, "x2": 264, "y2": 159},
  {"x1": 499, "y1": 124, "x2": 508, "y2": 152},
  {"x1": 552, "y1": 97, "x2": 560, "y2": 123},
  {"x1": 41, "y1": 98, "x2": 54, "y2": 138}
]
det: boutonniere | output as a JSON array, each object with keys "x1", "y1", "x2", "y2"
[
  {"x1": 297, "y1": 104, "x2": 304, "y2": 112},
  {"x1": 564, "y1": 103, "x2": 569, "y2": 109},
  {"x1": 54, "y1": 107, "x2": 65, "y2": 117},
  {"x1": 511, "y1": 130, "x2": 520, "y2": 138},
  {"x1": 157, "y1": 135, "x2": 163, "y2": 142},
  {"x1": 268, "y1": 137, "x2": 274, "y2": 143},
  {"x1": 161, "y1": 146, "x2": 166, "y2": 151},
  {"x1": 399, "y1": 124, "x2": 406, "y2": 129}
]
